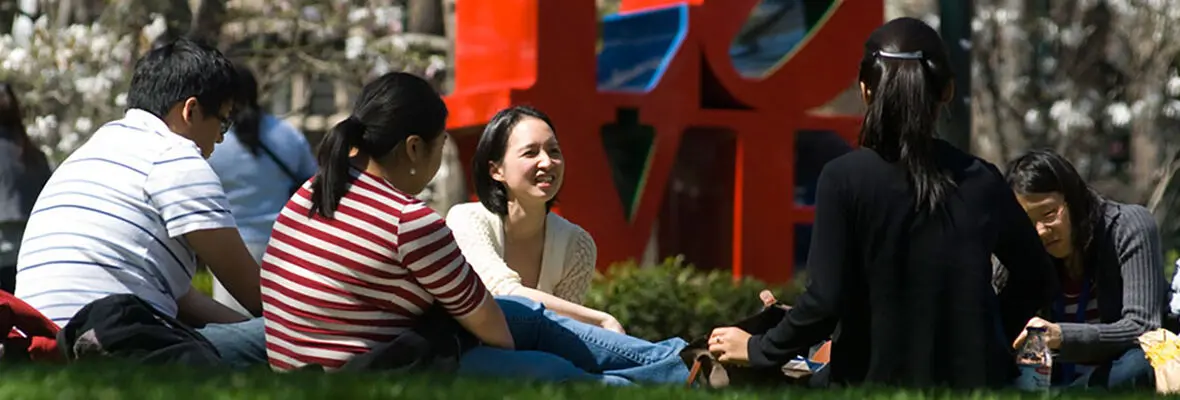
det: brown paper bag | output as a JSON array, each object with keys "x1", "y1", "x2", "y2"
[{"x1": 1138, "y1": 329, "x2": 1180, "y2": 394}]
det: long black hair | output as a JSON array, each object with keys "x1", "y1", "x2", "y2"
[
  {"x1": 858, "y1": 17, "x2": 955, "y2": 212},
  {"x1": 472, "y1": 105, "x2": 558, "y2": 215},
  {"x1": 307, "y1": 72, "x2": 448, "y2": 219},
  {"x1": 1005, "y1": 149, "x2": 1103, "y2": 263},
  {"x1": 231, "y1": 63, "x2": 264, "y2": 155},
  {"x1": 0, "y1": 82, "x2": 45, "y2": 168}
]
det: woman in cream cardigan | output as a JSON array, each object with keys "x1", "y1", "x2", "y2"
[{"x1": 446, "y1": 106, "x2": 625, "y2": 333}]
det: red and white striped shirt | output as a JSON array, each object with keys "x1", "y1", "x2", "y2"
[
  {"x1": 260, "y1": 169, "x2": 488, "y2": 371},
  {"x1": 1061, "y1": 277, "x2": 1101, "y2": 324}
]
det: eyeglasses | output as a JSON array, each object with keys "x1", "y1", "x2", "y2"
[{"x1": 216, "y1": 115, "x2": 232, "y2": 134}]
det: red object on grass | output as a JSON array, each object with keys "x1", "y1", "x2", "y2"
[{"x1": 1, "y1": 290, "x2": 62, "y2": 362}]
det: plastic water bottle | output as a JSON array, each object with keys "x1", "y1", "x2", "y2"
[{"x1": 1015, "y1": 326, "x2": 1052, "y2": 391}]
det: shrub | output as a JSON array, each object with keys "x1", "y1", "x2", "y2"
[{"x1": 584, "y1": 256, "x2": 806, "y2": 342}]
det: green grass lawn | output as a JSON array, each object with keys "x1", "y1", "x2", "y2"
[{"x1": 0, "y1": 362, "x2": 1154, "y2": 399}]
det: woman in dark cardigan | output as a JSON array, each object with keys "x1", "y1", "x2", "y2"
[
  {"x1": 999, "y1": 149, "x2": 1164, "y2": 389},
  {"x1": 702, "y1": 17, "x2": 1056, "y2": 389}
]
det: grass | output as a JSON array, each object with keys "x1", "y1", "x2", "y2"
[
  {"x1": 193, "y1": 267, "x2": 214, "y2": 296},
  {"x1": 1166, "y1": 249, "x2": 1179, "y2": 282},
  {"x1": 0, "y1": 362, "x2": 1146, "y2": 399}
]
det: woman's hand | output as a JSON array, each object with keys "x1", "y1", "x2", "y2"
[
  {"x1": 1012, "y1": 317, "x2": 1063, "y2": 350},
  {"x1": 708, "y1": 327, "x2": 753, "y2": 365},
  {"x1": 598, "y1": 314, "x2": 626, "y2": 334}
]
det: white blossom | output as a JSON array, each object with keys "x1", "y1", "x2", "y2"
[
  {"x1": 1059, "y1": 24, "x2": 1087, "y2": 48},
  {"x1": 1049, "y1": 99, "x2": 1095, "y2": 133},
  {"x1": 1024, "y1": 109, "x2": 1045, "y2": 132},
  {"x1": 348, "y1": 8, "x2": 371, "y2": 23},
  {"x1": 1167, "y1": 75, "x2": 1180, "y2": 97},
  {"x1": 74, "y1": 117, "x2": 93, "y2": 134},
  {"x1": 3, "y1": 1, "x2": 441, "y2": 165},
  {"x1": 345, "y1": 35, "x2": 366, "y2": 60},
  {"x1": 1105, "y1": 102, "x2": 1132, "y2": 127},
  {"x1": 1164, "y1": 100, "x2": 1180, "y2": 119},
  {"x1": 142, "y1": 14, "x2": 167, "y2": 43}
]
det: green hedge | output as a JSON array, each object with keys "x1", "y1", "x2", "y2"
[
  {"x1": 584, "y1": 256, "x2": 806, "y2": 342},
  {"x1": 194, "y1": 256, "x2": 805, "y2": 341}
]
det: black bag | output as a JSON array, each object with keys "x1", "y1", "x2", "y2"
[
  {"x1": 681, "y1": 303, "x2": 817, "y2": 388},
  {"x1": 291, "y1": 303, "x2": 479, "y2": 374},
  {"x1": 337, "y1": 302, "x2": 480, "y2": 373},
  {"x1": 56, "y1": 294, "x2": 221, "y2": 367}
]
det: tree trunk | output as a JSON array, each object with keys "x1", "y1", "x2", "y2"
[
  {"x1": 411, "y1": 0, "x2": 462, "y2": 213},
  {"x1": 54, "y1": 0, "x2": 72, "y2": 27},
  {"x1": 188, "y1": 0, "x2": 225, "y2": 43},
  {"x1": 0, "y1": 0, "x2": 16, "y2": 34},
  {"x1": 407, "y1": 0, "x2": 444, "y2": 35}
]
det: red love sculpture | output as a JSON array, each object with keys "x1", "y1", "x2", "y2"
[{"x1": 445, "y1": 0, "x2": 881, "y2": 284}]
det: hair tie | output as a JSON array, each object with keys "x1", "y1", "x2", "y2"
[{"x1": 875, "y1": 50, "x2": 924, "y2": 60}]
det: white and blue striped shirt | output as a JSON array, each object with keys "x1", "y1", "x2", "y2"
[{"x1": 15, "y1": 109, "x2": 237, "y2": 326}]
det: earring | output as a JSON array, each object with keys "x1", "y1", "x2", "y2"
[{"x1": 410, "y1": 168, "x2": 416, "y2": 176}]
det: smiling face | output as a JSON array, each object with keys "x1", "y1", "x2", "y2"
[
  {"x1": 1016, "y1": 192, "x2": 1073, "y2": 259},
  {"x1": 490, "y1": 116, "x2": 564, "y2": 208}
]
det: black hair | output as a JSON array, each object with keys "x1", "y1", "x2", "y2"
[
  {"x1": 472, "y1": 105, "x2": 558, "y2": 216},
  {"x1": 230, "y1": 63, "x2": 263, "y2": 155},
  {"x1": 308, "y1": 72, "x2": 448, "y2": 219},
  {"x1": 1005, "y1": 149, "x2": 1103, "y2": 262},
  {"x1": 126, "y1": 37, "x2": 238, "y2": 120},
  {"x1": 0, "y1": 82, "x2": 45, "y2": 168},
  {"x1": 858, "y1": 17, "x2": 955, "y2": 212}
]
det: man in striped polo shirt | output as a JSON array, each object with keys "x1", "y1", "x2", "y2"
[{"x1": 14, "y1": 38, "x2": 266, "y2": 368}]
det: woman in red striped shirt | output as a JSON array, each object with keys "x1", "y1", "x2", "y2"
[{"x1": 260, "y1": 72, "x2": 689, "y2": 385}]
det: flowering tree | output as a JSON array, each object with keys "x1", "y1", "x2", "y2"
[
  {"x1": 0, "y1": 0, "x2": 447, "y2": 159},
  {"x1": 0, "y1": 14, "x2": 155, "y2": 164}
]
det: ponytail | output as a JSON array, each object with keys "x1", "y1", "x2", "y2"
[
  {"x1": 308, "y1": 117, "x2": 364, "y2": 219},
  {"x1": 229, "y1": 63, "x2": 263, "y2": 155},
  {"x1": 306, "y1": 72, "x2": 449, "y2": 218},
  {"x1": 232, "y1": 102, "x2": 263, "y2": 155},
  {"x1": 858, "y1": 48, "x2": 955, "y2": 212}
]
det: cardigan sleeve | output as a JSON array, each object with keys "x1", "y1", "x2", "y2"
[
  {"x1": 444, "y1": 203, "x2": 524, "y2": 296},
  {"x1": 1057, "y1": 204, "x2": 1165, "y2": 363},
  {"x1": 552, "y1": 226, "x2": 596, "y2": 304}
]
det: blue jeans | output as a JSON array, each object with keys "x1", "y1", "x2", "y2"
[
  {"x1": 196, "y1": 317, "x2": 268, "y2": 369},
  {"x1": 458, "y1": 296, "x2": 690, "y2": 385},
  {"x1": 1064, "y1": 347, "x2": 1155, "y2": 389}
]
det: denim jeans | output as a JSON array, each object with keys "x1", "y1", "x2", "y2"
[
  {"x1": 458, "y1": 296, "x2": 690, "y2": 385},
  {"x1": 196, "y1": 317, "x2": 268, "y2": 369},
  {"x1": 1064, "y1": 347, "x2": 1155, "y2": 389}
]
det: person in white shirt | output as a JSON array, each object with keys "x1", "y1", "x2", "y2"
[
  {"x1": 446, "y1": 105, "x2": 624, "y2": 333},
  {"x1": 14, "y1": 38, "x2": 265, "y2": 368}
]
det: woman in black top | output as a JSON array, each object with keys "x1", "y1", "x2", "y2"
[
  {"x1": 0, "y1": 82, "x2": 51, "y2": 293},
  {"x1": 705, "y1": 17, "x2": 1056, "y2": 389}
]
